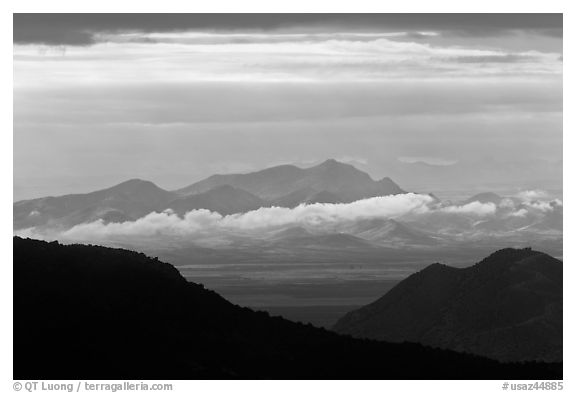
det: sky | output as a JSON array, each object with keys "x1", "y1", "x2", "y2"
[{"x1": 13, "y1": 14, "x2": 563, "y2": 200}]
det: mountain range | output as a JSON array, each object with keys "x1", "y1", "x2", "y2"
[
  {"x1": 13, "y1": 179, "x2": 174, "y2": 230},
  {"x1": 333, "y1": 248, "x2": 562, "y2": 362},
  {"x1": 14, "y1": 237, "x2": 561, "y2": 379},
  {"x1": 14, "y1": 159, "x2": 405, "y2": 230},
  {"x1": 176, "y1": 158, "x2": 405, "y2": 201},
  {"x1": 13, "y1": 159, "x2": 563, "y2": 261}
]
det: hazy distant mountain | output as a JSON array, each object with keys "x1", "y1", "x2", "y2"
[
  {"x1": 378, "y1": 159, "x2": 562, "y2": 192},
  {"x1": 265, "y1": 219, "x2": 437, "y2": 249},
  {"x1": 266, "y1": 226, "x2": 313, "y2": 240},
  {"x1": 345, "y1": 218, "x2": 438, "y2": 245},
  {"x1": 14, "y1": 160, "x2": 407, "y2": 231},
  {"x1": 14, "y1": 237, "x2": 560, "y2": 379},
  {"x1": 166, "y1": 185, "x2": 266, "y2": 216},
  {"x1": 14, "y1": 179, "x2": 176, "y2": 230},
  {"x1": 270, "y1": 186, "x2": 344, "y2": 208},
  {"x1": 177, "y1": 159, "x2": 405, "y2": 202},
  {"x1": 463, "y1": 192, "x2": 503, "y2": 205},
  {"x1": 334, "y1": 248, "x2": 562, "y2": 362},
  {"x1": 272, "y1": 233, "x2": 376, "y2": 250}
]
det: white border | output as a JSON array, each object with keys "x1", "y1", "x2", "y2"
[{"x1": 3, "y1": 3, "x2": 571, "y2": 392}]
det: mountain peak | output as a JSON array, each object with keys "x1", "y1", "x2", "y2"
[
  {"x1": 315, "y1": 158, "x2": 349, "y2": 169},
  {"x1": 463, "y1": 192, "x2": 502, "y2": 205},
  {"x1": 472, "y1": 247, "x2": 544, "y2": 271},
  {"x1": 334, "y1": 247, "x2": 562, "y2": 363},
  {"x1": 110, "y1": 178, "x2": 158, "y2": 190},
  {"x1": 377, "y1": 177, "x2": 405, "y2": 195},
  {"x1": 419, "y1": 262, "x2": 456, "y2": 274},
  {"x1": 309, "y1": 159, "x2": 366, "y2": 176}
]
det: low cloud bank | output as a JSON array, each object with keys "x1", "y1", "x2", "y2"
[
  {"x1": 15, "y1": 191, "x2": 561, "y2": 245},
  {"x1": 18, "y1": 193, "x2": 433, "y2": 241}
]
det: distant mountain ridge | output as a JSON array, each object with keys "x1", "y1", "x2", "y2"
[
  {"x1": 14, "y1": 159, "x2": 406, "y2": 230},
  {"x1": 463, "y1": 192, "x2": 504, "y2": 205},
  {"x1": 177, "y1": 159, "x2": 405, "y2": 202},
  {"x1": 333, "y1": 248, "x2": 562, "y2": 362},
  {"x1": 13, "y1": 179, "x2": 175, "y2": 230},
  {"x1": 166, "y1": 185, "x2": 266, "y2": 217},
  {"x1": 346, "y1": 218, "x2": 438, "y2": 245}
]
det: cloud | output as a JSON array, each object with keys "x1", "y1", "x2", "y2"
[
  {"x1": 13, "y1": 81, "x2": 562, "y2": 127},
  {"x1": 14, "y1": 30, "x2": 562, "y2": 89},
  {"x1": 14, "y1": 14, "x2": 562, "y2": 46},
  {"x1": 438, "y1": 201, "x2": 497, "y2": 216},
  {"x1": 16, "y1": 193, "x2": 509, "y2": 245},
  {"x1": 446, "y1": 54, "x2": 541, "y2": 64},
  {"x1": 523, "y1": 199, "x2": 562, "y2": 213},
  {"x1": 501, "y1": 191, "x2": 562, "y2": 217},
  {"x1": 516, "y1": 189, "x2": 550, "y2": 201},
  {"x1": 509, "y1": 208, "x2": 529, "y2": 217},
  {"x1": 57, "y1": 193, "x2": 436, "y2": 240}
]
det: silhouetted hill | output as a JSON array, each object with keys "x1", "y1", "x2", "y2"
[
  {"x1": 13, "y1": 237, "x2": 560, "y2": 379},
  {"x1": 333, "y1": 248, "x2": 562, "y2": 363},
  {"x1": 166, "y1": 185, "x2": 266, "y2": 216},
  {"x1": 177, "y1": 159, "x2": 405, "y2": 202},
  {"x1": 14, "y1": 179, "x2": 176, "y2": 230}
]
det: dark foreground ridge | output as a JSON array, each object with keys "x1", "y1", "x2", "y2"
[
  {"x1": 14, "y1": 237, "x2": 561, "y2": 380},
  {"x1": 334, "y1": 248, "x2": 563, "y2": 363}
]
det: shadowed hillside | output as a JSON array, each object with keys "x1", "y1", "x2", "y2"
[
  {"x1": 334, "y1": 248, "x2": 562, "y2": 363},
  {"x1": 14, "y1": 237, "x2": 560, "y2": 380}
]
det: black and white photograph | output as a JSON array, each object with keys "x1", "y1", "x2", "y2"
[{"x1": 9, "y1": 10, "x2": 567, "y2": 385}]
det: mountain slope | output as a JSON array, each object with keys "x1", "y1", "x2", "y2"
[
  {"x1": 177, "y1": 159, "x2": 405, "y2": 202},
  {"x1": 333, "y1": 248, "x2": 562, "y2": 362},
  {"x1": 178, "y1": 164, "x2": 306, "y2": 198},
  {"x1": 343, "y1": 218, "x2": 437, "y2": 245},
  {"x1": 271, "y1": 233, "x2": 376, "y2": 250},
  {"x1": 270, "y1": 187, "x2": 344, "y2": 207},
  {"x1": 463, "y1": 192, "x2": 503, "y2": 205},
  {"x1": 14, "y1": 179, "x2": 176, "y2": 230},
  {"x1": 13, "y1": 237, "x2": 560, "y2": 379},
  {"x1": 166, "y1": 185, "x2": 266, "y2": 216}
]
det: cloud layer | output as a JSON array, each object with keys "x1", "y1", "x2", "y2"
[
  {"x1": 14, "y1": 32, "x2": 562, "y2": 87},
  {"x1": 16, "y1": 191, "x2": 561, "y2": 247},
  {"x1": 14, "y1": 14, "x2": 562, "y2": 46}
]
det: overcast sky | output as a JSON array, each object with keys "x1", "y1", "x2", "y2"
[{"x1": 13, "y1": 14, "x2": 562, "y2": 200}]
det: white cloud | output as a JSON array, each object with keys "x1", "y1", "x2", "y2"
[
  {"x1": 14, "y1": 32, "x2": 562, "y2": 88},
  {"x1": 57, "y1": 193, "x2": 435, "y2": 240},
  {"x1": 16, "y1": 193, "x2": 510, "y2": 245},
  {"x1": 438, "y1": 201, "x2": 497, "y2": 216},
  {"x1": 524, "y1": 199, "x2": 562, "y2": 213},
  {"x1": 510, "y1": 208, "x2": 529, "y2": 217},
  {"x1": 516, "y1": 189, "x2": 550, "y2": 201}
]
